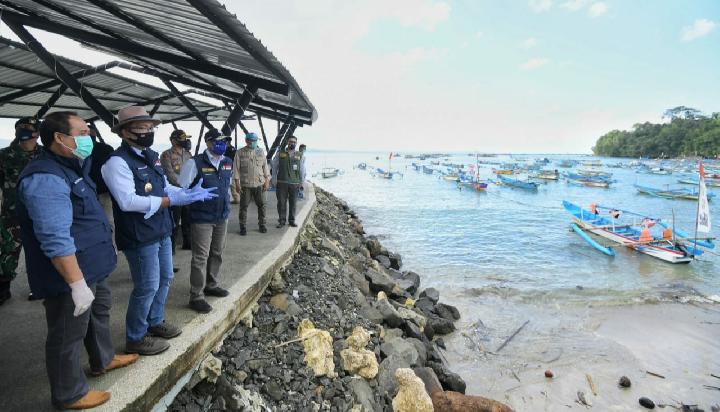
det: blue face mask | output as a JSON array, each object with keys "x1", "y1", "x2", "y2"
[
  {"x1": 61, "y1": 135, "x2": 94, "y2": 160},
  {"x1": 211, "y1": 140, "x2": 227, "y2": 156},
  {"x1": 249, "y1": 141, "x2": 258, "y2": 149}
]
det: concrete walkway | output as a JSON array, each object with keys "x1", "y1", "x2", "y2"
[{"x1": 0, "y1": 186, "x2": 316, "y2": 411}]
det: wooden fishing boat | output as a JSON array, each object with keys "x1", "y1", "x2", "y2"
[
  {"x1": 442, "y1": 173, "x2": 459, "y2": 182},
  {"x1": 566, "y1": 177, "x2": 610, "y2": 188},
  {"x1": 492, "y1": 168, "x2": 514, "y2": 175},
  {"x1": 533, "y1": 169, "x2": 559, "y2": 180},
  {"x1": 678, "y1": 177, "x2": 720, "y2": 187},
  {"x1": 562, "y1": 201, "x2": 709, "y2": 263},
  {"x1": 557, "y1": 159, "x2": 578, "y2": 168},
  {"x1": 634, "y1": 184, "x2": 715, "y2": 201},
  {"x1": 496, "y1": 174, "x2": 538, "y2": 191},
  {"x1": 355, "y1": 162, "x2": 367, "y2": 170},
  {"x1": 422, "y1": 165, "x2": 435, "y2": 175},
  {"x1": 321, "y1": 168, "x2": 340, "y2": 178}
]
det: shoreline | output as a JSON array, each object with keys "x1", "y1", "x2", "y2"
[{"x1": 170, "y1": 187, "x2": 510, "y2": 411}]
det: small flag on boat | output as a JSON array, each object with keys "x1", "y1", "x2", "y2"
[
  {"x1": 697, "y1": 160, "x2": 711, "y2": 232},
  {"x1": 389, "y1": 152, "x2": 393, "y2": 160}
]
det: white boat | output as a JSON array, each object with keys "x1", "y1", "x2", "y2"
[{"x1": 321, "y1": 168, "x2": 340, "y2": 178}]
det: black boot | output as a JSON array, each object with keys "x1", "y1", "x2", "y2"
[
  {"x1": 0, "y1": 281, "x2": 11, "y2": 305},
  {"x1": 239, "y1": 225, "x2": 247, "y2": 236}
]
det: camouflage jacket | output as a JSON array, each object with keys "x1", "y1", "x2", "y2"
[
  {"x1": 160, "y1": 146, "x2": 192, "y2": 187},
  {"x1": 0, "y1": 143, "x2": 43, "y2": 216}
]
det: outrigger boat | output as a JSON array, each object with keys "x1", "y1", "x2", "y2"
[
  {"x1": 496, "y1": 174, "x2": 538, "y2": 191},
  {"x1": 634, "y1": 184, "x2": 715, "y2": 201},
  {"x1": 566, "y1": 177, "x2": 611, "y2": 188},
  {"x1": 562, "y1": 201, "x2": 713, "y2": 263},
  {"x1": 678, "y1": 177, "x2": 720, "y2": 187},
  {"x1": 321, "y1": 168, "x2": 341, "y2": 178},
  {"x1": 533, "y1": 169, "x2": 560, "y2": 180}
]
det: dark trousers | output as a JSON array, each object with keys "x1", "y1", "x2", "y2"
[
  {"x1": 43, "y1": 280, "x2": 114, "y2": 408},
  {"x1": 275, "y1": 182, "x2": 299, "y2": 224},
  {"x1": 170, "y1": 206, "x2": 191, "y2": 254},
  {"x1": 239, "y1": 186, "x2": 266, "y2": 227}
]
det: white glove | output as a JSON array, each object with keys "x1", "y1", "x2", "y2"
[{"x1": 69, "y1": 278, "x2": 95, "y2": 317}]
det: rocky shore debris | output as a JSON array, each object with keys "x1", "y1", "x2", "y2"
[
  {"x1": 618, "y1": 375, "x2": 631, "y2": 388},
  {"x1": 168, "y1": 188, "x2": 513, "y2": 411},
  {"x1": 639, "y1": 396, "x2": 656, "y2": 409}
]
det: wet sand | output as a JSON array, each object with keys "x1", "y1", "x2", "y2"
[{"x1": 443, "y1": 298, "x2": 720, "y2": 411}]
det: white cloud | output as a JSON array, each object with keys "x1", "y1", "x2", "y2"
[
  {"x1": 522, "y1": 37, "x2": 538, "y2": 49},
  {"x1": 681, "y1": 19, "x2": 717, "y2": 42},
  {"x1": 520, "y1": 57, "x2": 550, "y2": 70},
  {"x1": 392, "y1": 1, "x2": 451, "y2": 30},
  {"x1": 475, "y1": 31, "x2": 484, "y2": 39},
  {"x1": 560, "y1": 0, "x2": 588, "y2": 11},
  {"x1": 529, "y1": 0, "x2": 553, "y2": 12},
  {"x1": 588, "y1": 2, "x2": 608, "y2": 17}
]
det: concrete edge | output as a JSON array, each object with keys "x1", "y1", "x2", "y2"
[{"x1": 97, "y1": 185, "x2": 317, "y2": 412}]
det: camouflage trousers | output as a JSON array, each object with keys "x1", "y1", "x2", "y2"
[{"x1": 0, "y1": 214, "x2": 22, "y2": 283}]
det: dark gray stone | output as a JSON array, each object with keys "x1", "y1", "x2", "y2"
[
  {"x1": 365, "y1": 237, "x2": 383, "y2": 257},
  {"x1": 413, "y1": 367, "x2": 443, "y2": 396},
  {"x1": 366, "y1": 269, "x2": 398, "y2": 295},
  {"x1": 375, "y1": 255, "x2": 392, "y2": 269},
  {"x1": 414, "y1": 297, "x2": 436, "y2": 316},
  {"x1": 428, "y1": 315, "x2": 455, "y2": 335},
  {"x1": 406, "y1": 338, "x2": 427, "y2": 366},
  {"x1": 342, "y1": 264, "x2": 371, "y2": 296},
  {"x1": 349, "y1": 378, "x2": 378, "y2": 412},
  {"x1": 377, "y1": 353, "x2": 411, "y2": 397},
  {"x1": 320, "y1": 237, "x2": 345, "y2": 258},
  {"x1": 374, "y1": 299, "x2": 404, "y2": 328},
  {"x1": 359, "y1": 304, "x2": 384, "y2": 324},
  {"x1": 380, "y1": 338, "x2": 419, "y2": 365},
  {"x1": 419, "y1": 288, "x2": 440, "y2": 304},
  {"x1": 388, "y1": 253, "x2": 402, "y2": 270},
  {"x1": 402, "y1": 320, "x2": 424, "y2": 340},
  {"x1": 427, "y1": 361, "x2": 466, "y2": 394},
  {"x1": 435, "y1": 303, "x2": 461, "y2": 321},
  {"x1": 263, "y1": 381, "x2": 284, "y2": 402}
]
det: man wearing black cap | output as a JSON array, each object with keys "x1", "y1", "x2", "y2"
[
  {"x1": 0, "y1": 117, "x2": 42, "y2": 304},
  {"x1": 160, "y1": 130, "x2": 193, "y2": 253},
  {"x1": 178, "y1": 129, "x2": 233, "y2": 313}
]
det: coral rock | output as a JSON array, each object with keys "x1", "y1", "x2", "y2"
[
  {"x1": 392, "y1": 368, "x2": 434, "y2": 412},
  {"x1": 341, "y1": 327, "x2": 379, "y2": 379},
  {"x1": 298, "y1": 319, "x2": 336, "y2": 377}
]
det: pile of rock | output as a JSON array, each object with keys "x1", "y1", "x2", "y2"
[{"x1": 169, "y1": 188, "x2": 512, "y2": 411}]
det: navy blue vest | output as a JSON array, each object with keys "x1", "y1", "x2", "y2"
[
  {"x1": 188, "y1": 153, "x2": 232, "y2": 224},
  {"x1": 110, "y1": 143, "x2": 173, "y2": 250},
  {"x1": 16, "y1": 151, "x2": 117, "y2": 299}
]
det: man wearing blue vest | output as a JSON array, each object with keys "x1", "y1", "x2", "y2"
[
  {"x1": 102, "y1": 106, "x2": 217, "y2": 356},
  {"x1": 17, "y1": 111, "x2": 138, "y2": 409},
  {"x1": 179, "y1": 129, "x2": 232, "y2": 313}
]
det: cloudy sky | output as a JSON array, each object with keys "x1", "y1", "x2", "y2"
[{"x1": 1, "y1": 0, "x2": 719, "y2": 153}]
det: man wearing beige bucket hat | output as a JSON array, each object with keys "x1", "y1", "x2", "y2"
[{"x1": 102, "y1": 106, "x2": 218, "y2": 356}]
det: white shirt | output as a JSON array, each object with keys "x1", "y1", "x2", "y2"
[
  {"x1": 178, "y1": 149, "x2": 226, "y2": 189},
  {"x1": 101, "y1": 145, "x2": 183, "y2": 219}
]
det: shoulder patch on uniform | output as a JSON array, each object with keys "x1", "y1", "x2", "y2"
[{"x1": 279, "y1": 152, "x2": 288, "y2": 158}]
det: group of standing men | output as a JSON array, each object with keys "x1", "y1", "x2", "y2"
[{"x1": 0, "y1": 106, "x2": 306, "y2": 409}]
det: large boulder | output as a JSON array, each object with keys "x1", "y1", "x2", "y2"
[
  {"x1": 392, "y1": 368, "x2": 433, "y2": 412},
  {"x1": 427, "y1": 361, "x2": 466, "y2": 394},
  {"x1": 374, "y1": 299, "x2": 403, "y2": 328},
  {"x1": 342, "y1": 264, "x2": 371, "y2": 296},
  {"x1": 359, "y1": 304, "x2": 384, "y2": 325},
  {"x1": 419, "y1": 288, "x2": 440, "y2": 304},
  {"x1": 320, "y1": 237, "x2": 345, "y2": 258},
  {"x1": 366, "y1": 269, "x2": 399, "y2": 295},
  {"x1": 413, "y1": 367, "x2": 443, "y2": 395},
  {"x1": 365, "y1": 237, "x2": 383, "y2": 257},
  {"x1": 432, "y1": 391, "x2": 515, "y2": 412},
  {"x1": 398, "y1": 272, "x2": 421, "y2": 295},
  {"x1": 349, "y1": 378, "x2": 378, "y2": 412},
  {"x1": 415, "y1": 297, "x2": 436, "y2": 316},
  {"x1": 380, "y1": 338, "x2": 420, "y2": 366},
  {"x1": 427, "y1": 315, "x2": 455, "y2": 335},
  {"x1": 388, "y1": 252, "x2": 403, "y2": 270},
  {"x1": 436, "y1": 303, "x2": 461, "y2": 321},
  {"x1": 375, "y1": 255, "x2": 392, "y2": 269},
  {"x1": 377, "y1": 353, "x2": 411, "y2": 397}
]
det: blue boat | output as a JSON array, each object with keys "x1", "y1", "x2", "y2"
[
  {"x1": 496, "y1": 174, "x2": 538, "y2": 191},
  {"x1": 634, "y1": 184, "x2": 715, "y2": 201},
  {"x1": 422, "y1": 165, "x2": 435, "y2": 175}
]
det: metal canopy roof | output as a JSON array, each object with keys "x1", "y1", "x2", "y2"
[
  {"x1": 0, "y1": 37, "x2": 234, "y2": 123},
  {"x1": 0, "y1": 0, "x2": 317, "y2": 125}
]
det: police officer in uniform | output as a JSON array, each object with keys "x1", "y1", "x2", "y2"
[
  {"x1": 179, "y1": 129, "x2": 233, "y2": 313},
  {"x1": 0, "y1": 117, "x2": 42, "y2": 304},
  {"x1": 160, "y1": 130, "x2": 193, "y2": 253},
  {"x1": 17, "y1": 111, "x2": 137, "y2": 409},
  {"x1": 271, "y1": 135, "x2": 305, "y2": 228},
  {"x1": 102, "y1": 107, "x2": 217, "y2": 355}
]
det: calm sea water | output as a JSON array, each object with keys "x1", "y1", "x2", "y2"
[{"x1": 309, "y1": 152, "x2": 720, "y2": 305}]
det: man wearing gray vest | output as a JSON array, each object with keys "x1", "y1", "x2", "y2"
[{"x1": 271, "y1": 136, "x2": 305, "y2": 228}]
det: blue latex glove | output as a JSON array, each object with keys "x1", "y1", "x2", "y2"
[{"x1": 167, "y1": 179, "x2": 218, "y2": 206}]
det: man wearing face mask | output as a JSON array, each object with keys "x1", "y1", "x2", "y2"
[
  {"x1": 160, "y1": 130, "x2": 193, "y2": 253},
  {"x1": 233, "y1": 132, "x2": 270, "y2": 235},
  {"x1": 102, "y1": 106, "x2": 218, "y2": 355},
  {"x1": 0, "y1": 117, "x2": 43, "y2": 304},
  {"x1": 271, "y1": 135, "x2": 305, "y2": 228},
  {"x1": 17, "y1": 111, "x2": 138, "y2": 409},
  {"x1": 178, "y1": 129, "x2": 233, "y2": 313}
]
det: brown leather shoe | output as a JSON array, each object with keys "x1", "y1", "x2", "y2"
[
  {"x1": 65, "y1": 390, "x2": 110, "y2": 409},
  {"x1": 90, "y1": 353, "x2": 139, "y2": 376}
]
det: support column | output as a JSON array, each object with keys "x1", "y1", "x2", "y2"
[
  {"x1": 162, "y1": 78, "x2": 213, "y2": 130},
  {"x1": 195, "y1": 124, "x2": 205, "y2": 156},
  {"x1": 266, "y1": 115, "x2": 294, "y2": 161},
  {"x1": 236, "y1": 120, "x2": 249, "y2": 135},
  {"x1": 257, "y1": 114, "x2": 270, "y2": 152},
  {"x1": 35, "y1": 84, "x2": 67, "y2": 118},
  {"x1": 221, "y1": 86, "x2": 257, "y2": 136},
  {"x1": 4, "y1": 20, "x2": 117, "y2": 128}
]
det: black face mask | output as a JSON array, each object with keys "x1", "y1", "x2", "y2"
[
  {"x1": 174, "y1": 139, "x2": 191, "y2": 151},
  {"x1": 287, "y1": 143, "x2": 296, "y2": 150},
  {"x1": 130, "y1": 131, "x2": 155, "y2": 148}
]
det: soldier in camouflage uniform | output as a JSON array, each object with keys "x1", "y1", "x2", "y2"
[
  {"x1": 0, "y1": 117, "x2": 43, "y2": 304},
  {"x1": 160, "y1": 129, "x2": 193, "y2": 254}
]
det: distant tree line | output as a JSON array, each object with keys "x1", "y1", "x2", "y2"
[{"x1": 592, "y1": 106, "x2": 720, "y2": 158}]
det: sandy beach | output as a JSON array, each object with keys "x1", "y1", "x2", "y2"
[{"x1": 444, "y1": 297, "x2": 720, "y2": 411}]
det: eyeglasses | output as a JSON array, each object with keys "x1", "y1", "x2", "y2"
[{"x1": 129, "y1": 126, "x2": 157, "y2": 133}]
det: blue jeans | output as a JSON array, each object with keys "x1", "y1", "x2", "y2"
[{"x1": 123, "y1": 236, "x2": 173, "y2": 342}]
